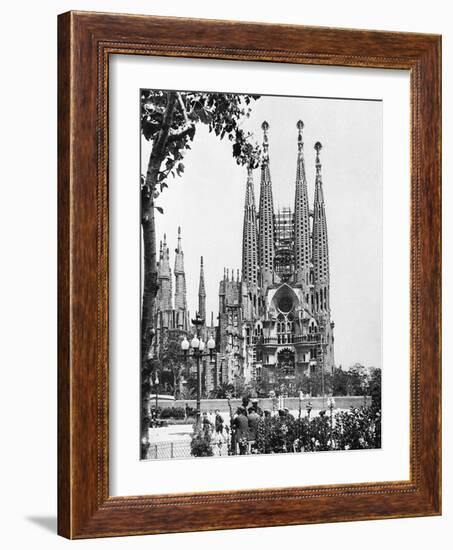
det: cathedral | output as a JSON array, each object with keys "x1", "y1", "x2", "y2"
[
  {"x1": 152, "y1": 120, "x2": 334, "y2": 394},
  {"x1": 217, "y1": 120, "x2": 335, "y2": 390}
]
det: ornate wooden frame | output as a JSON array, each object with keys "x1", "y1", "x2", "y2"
[{"x1": 58, "y1": 11, "x2": 441, "y2": 539}]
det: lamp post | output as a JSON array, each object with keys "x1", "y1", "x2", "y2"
[
  {"x1": 180, "y1": 313, "x2": 206, "y2": 422},
  {"x1": 153, "y1": 371, "x2": 159, "y2": 419},
  {"x1": 298, "y1": 390, "x2": 303, "y2": 440},
  {"x1": 327, "y1": 396, "x2": 336, "y2": 449},
  {"x1": 306, "y1": 400, "x2": 313, "y2": 420},
  {"x1": 207, "y1": 334, "x2": 216, "y2": 389}
]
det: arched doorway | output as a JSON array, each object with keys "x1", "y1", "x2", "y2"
[{"x1": 277, "y1": 347, "x2": 295, "y2": 376}]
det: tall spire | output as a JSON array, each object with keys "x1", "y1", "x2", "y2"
[
  {"x1": 198, "y1": 256, "x2": 206, "y2": 321},
  {"x1": 312, "y1": 142, "x2": 330, "y2": 312},
  {"x1": 242, "y1": 166, "x2": 259, "y2": 288},
  {"x1": 258, "y1": 121, "x2": 275, "y2": 288},
  {"x1": 157, "y1": 233, "x2": 172, "y2": 311},
  {"x1": 294, "y1": 120, "x2": 311, "y2": 286},
  {"x1": 174, "y1": 227, "x2": 187, "y2": 319}
]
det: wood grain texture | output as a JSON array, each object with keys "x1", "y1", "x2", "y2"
[{"x1": 57, "y1": 10, "x2": 441, "y2": 539}]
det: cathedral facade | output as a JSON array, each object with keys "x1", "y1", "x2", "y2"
[
  {"x1": 217, "y1": 120, "x2": 335, "y2": 391},
  {"x1": 152, "y1": 120, "x2": 334, "y2": 394}
]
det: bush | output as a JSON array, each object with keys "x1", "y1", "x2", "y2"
[
  {"x1": 190, "y1": 422, "x2": 214, "y2": 457},
  {"x1": 155, "y1": 406, "x2": 198, "y2": 420},
  {"x1": 258, "y1": 407, "x2": 381, "y2": 454},
  {"x1": 159, "y1": 406, "x2": 186, "y2": 419},
  {"x1": 333, "y1": 407, "x2": 381, "y2": 450}
]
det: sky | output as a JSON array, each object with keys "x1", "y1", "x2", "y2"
[{"x1": 141, "y1": 93, "x2": 383, "y2": 370}]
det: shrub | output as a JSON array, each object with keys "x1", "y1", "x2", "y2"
[
  {"x1": 333, "y1": 406, "x2": 381, "y2": 450},
  {"x1": 159, "y1": 406, "x2": 186, "y2": 419},
  {"x1": 190, "y1": 422, "x2": 214, "y2": 457}
]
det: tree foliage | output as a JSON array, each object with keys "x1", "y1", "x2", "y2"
[{"x1": 141, "y1": 90, "x2": 261, "y2": 189}]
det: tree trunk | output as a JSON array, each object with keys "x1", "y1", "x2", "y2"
[
  {"x1": 141, "y1": 91, "x2": 177, "y2": 365},
  {"x1": 140, "y1": 92, "x2": 177, "y2": 455}
]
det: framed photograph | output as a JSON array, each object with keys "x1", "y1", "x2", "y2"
[{"x1": 58, "y1": 11, "x2": 441, "y2": 538}]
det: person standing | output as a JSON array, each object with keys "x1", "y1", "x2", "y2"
[
  {"x1": 215, "y1": 409, "x2": 224, "y2": 434},
  {"x1": 251, "y1": 398, "x2": 263, "y2": 416},
  {"x1": 247, "y1": 406, "x2": 260, "y2": 453},
  {"x1": 233, "y1": 406, "x2": 249, "y2": 454}
]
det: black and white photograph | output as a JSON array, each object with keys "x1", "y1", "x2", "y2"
[{"x1": 140, "y1": 89, "x2": 382, "y2": 460}]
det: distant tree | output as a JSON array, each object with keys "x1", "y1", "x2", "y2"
[
  {"x1": 179, "y1": 385, "x2": 196, "y2": 401},
  {"x1": 160, "y1": 334, "x2": 184, "y2": 398},
  {"x1": 184, "y1": 372, "x2": 199, "y2": 397},
  {"x1": 210, "y1": 382, "x2": 235, "y2": 399},
  {"x1": 332, "y1": 365, "x2": 349, "y2": 396},
  {"x1": 297, "y1": 370, "x2": 332, "y2": 397},
  {"x1": 368, "y1": 367, "x2": 382, "y2": 411},
  {"x1": 347, "y1": 363, "x2": 368, "y2": 396}
]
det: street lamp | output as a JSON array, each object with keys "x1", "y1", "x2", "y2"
[
  {"x1": 207, "y1": 334, "x2": 216, "y2": 389},
  {"x1": 151, "y1": 371, "x2": 159, "y2": 426},
  {"x1": 207, "y1": 335, "x2": 216, "y2": 360},
  {"x1": 306, "y1": 400, "x2": 313, "y2": 420},
  {"x1": 181, "y1": 313, "x2": 205, "y2": 421},
  {"x1": 181, "y1": 336, "x2": 189, "y2": 353},
  {"x1": 327, "y1": 396, "x2": 336, "y2": 448}
]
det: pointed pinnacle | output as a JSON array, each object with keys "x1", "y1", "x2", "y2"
[
  {"x1": 297, "y1": 120, "x2": 304, "y2": 152},
  {"x1": 262, "y1": 121, "x2": 269, "y2": 159},
  {"x1": 315, "y1": 141, "x2": 323, "y2": 160}
]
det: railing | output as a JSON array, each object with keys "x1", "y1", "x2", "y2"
[
  {"x1": 144, "y1": 440, "x2": 191, "y2": 460},
  {"x1": 259, "y1": 334, "x2": 321, "y2": 345}
]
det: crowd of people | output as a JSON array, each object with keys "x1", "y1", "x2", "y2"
[{"x1": 194, "y1": 396, "x2": 298, "y2": 456}]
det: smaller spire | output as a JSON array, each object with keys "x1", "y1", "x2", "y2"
[
  {"x1": 177, "y1": 226, "x2": 182, "y2": 251},
  {"x1": 237, "y1": 268, "x2": 240, "y2": 282},
  {"x1": 198, "y1": 257, "x2": 206, "y2": 322},
  {"x1": 224, "y1": 267, "x2": 226, "y2": 281},
  {"x1": 226, "y1": 268, "x2": 229, "y2": 281},
  {"x1": 262, "y1": 120, "x2": 270, "y2": 161},
  {"x1": 314, "y1": 141, "x2": 325, "y2": 205},
  {"x1": 315, "y1": 141, "x2": 323, "y2": 175},
  {"x1": 297, "y1": 120, "x2": 304, "y2": 152},
  {"x1": 199, "y1": 256, "x2": 206, "y2": 295}
]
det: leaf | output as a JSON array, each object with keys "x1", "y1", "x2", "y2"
[{"x1": 155, "y1": 206, "x2": 164, "y2": 214}]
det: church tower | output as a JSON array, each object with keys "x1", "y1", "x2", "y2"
[
  {"x1": 157, "y1": 233, "x2": 172, "y2": 312},
  {"x1": 258, "y1": 121, "x2": 275, "y2": 289},
  {"x1": 312, "y1": 142, "x2": 330, "y2": 314},
  {"x1": 242, "y1": 166, "x2": 259, "y2": 288},
  {"x1": 293, "y1": 120, "x2": 311, "y2": 288},
  {"x1": 174, "y1": 226, "x2": 187, "y2": 328},
  {"x1": 198, "y1": 256, "x2": 206, "y2": 322}
]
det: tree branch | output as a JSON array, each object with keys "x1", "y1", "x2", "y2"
[
  {"x1": 167, "y1": 123, "x2": 195, "y2": 142},
  {"x1": 176, "y1": 92, "x2": 189, "y2": 123}
]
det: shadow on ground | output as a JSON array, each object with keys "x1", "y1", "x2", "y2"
[{"x1": 26, "y1": 516, "x2": 57, "y2": 534}]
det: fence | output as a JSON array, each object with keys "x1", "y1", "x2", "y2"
[
  {"x1": 144, "y1": 440, "x2": 191, "y2": 460},
  {"x1": 156, "y1": 396, "x2": 371, "y2": 413}
]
